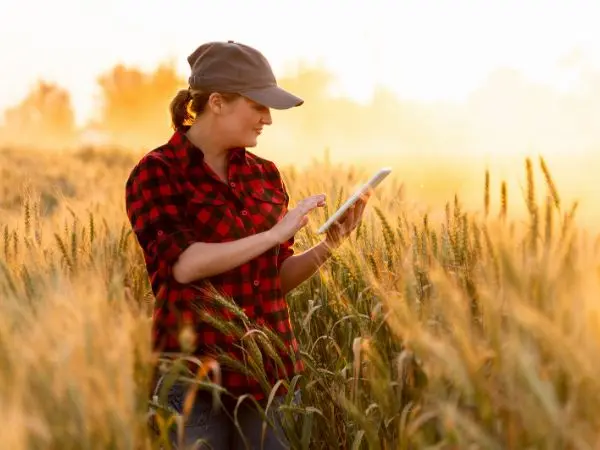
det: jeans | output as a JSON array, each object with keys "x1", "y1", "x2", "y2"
[{"x1": 152, "y1": 376, "x2": 300, "y2": 450}]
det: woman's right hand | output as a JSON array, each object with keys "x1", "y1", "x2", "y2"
[{"x1": 268, "y1": 194, "x2": 326, "y2": 244}]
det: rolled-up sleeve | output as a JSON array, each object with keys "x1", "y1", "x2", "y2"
[
  {"x1": 125, "y1": 157, "x2": 196, "y2": 280},
  {"x1": 278, "y1": 236, "x2": 295, "y2": 268}
]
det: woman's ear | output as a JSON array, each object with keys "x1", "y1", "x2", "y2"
[{"x1": 207, "y1": 92, "x2": 223, "y2": 114}]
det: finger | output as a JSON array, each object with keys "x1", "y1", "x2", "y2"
[
  {"x1": 352, "y1": 209, "x2": 360, "y2": 230},
  {"x1": 341, "y1": 206, "x2": 354, "y2": 227},
  {"x1": 359, "y1": 192, "x2": 372, "y2": 205},
  {"x1": 329, "y1": 221, "x2": 342, "y2": 238},
  {"x1": 301, "y1": 196, "x2": 326, "y2": 213},
  {"x1": 345, "y1": 204, "x2": 362, "y2": 231},
  {"x1": 338, "y1": 203, "x2": 357, "y2": 224},
  {"x1": 290, "y1": 214, "x2": 309, "y2": 232},
  {"x1": 298, "y1": 194, "x2": 325, "y2": 207},
  {"x1": 299, "y1": 215, "x2": 309, "y2": 228},
  {"x1": 347, "y1": 203, "x2": 359, "y2": 225},
  {"x1": 336, "y1": 209, "x2": 349, "y2": 224},
  {"x1": 295, "y1": 194, "x2": 325, "y2": 208},
  {"x1": 353, "y1": 196, "x2": 369, "y2": 219},
  {"x1": 352, "y1": 212, "x2": 364, "y2": 231},
  {"x1": 308, "y1": 193, "x2": 326, "y2": 204},
  {"x1": 355, "y1": 199, "x2": 367, "y2": 218}
]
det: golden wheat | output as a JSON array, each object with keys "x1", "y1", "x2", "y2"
[{"x1": 1, "y1": 147, "x2": 599, "y2": 449}]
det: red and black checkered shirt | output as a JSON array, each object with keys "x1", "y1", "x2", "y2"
[{"x1": 125, "y1": 129, "x2": 304, "y2": 402}]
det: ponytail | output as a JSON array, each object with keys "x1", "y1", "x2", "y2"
[
  {"x1": 169, "y1": 89, "x2": 241, "y2": 132},
  {"x1": 169, "y1": 89, "x2": 192, "y2": 131}
]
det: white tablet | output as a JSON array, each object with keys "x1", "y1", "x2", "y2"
[{"x1": 317, "y1": 167, "x2": 392, "y2": 234}]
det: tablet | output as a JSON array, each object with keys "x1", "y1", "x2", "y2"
[{"x1": 317, "y1": 167, "x2": 392, "y2": 234}]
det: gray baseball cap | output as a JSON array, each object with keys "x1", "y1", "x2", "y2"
[{"x1": 187, "y1": 41, "x2": 304, "y2": 110}]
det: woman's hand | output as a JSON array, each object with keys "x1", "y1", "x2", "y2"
[
  {"x1": 269, "y1": 194, "x2": 326, "y2": 244},
  {"x1": 324, "y1": 191, "x2": 371, "y2": 249}
]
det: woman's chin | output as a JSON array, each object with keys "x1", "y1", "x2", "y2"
[{"x1": 242, "y1": 137, "x2": 259, "y2": 148}]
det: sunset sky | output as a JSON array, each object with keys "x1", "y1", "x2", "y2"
[{"x1": 2, "y1": 0, "x2": 600, "y2": 125}]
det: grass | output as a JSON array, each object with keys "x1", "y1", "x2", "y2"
[{"x1": 1, "y1": 147, "x2": 599, "y2": 449}]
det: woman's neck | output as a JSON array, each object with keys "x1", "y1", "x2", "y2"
[
  {"x1": 186, "y1": 118, "x2": 228, "y2": 163},
  {"x1": 185, "y1": 119, "x2": 229, "y2": 182}
]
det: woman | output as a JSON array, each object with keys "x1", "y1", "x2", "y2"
[{"x1": 125, "y1": 40, "x2": 369, "y2": 449}]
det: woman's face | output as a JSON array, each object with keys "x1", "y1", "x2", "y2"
[{"x1": 213, "y1": 95, "x2": 272, "y2": 149}]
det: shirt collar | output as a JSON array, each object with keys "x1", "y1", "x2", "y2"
[{"x1": 167, "y1": 128, "x2": 247, "y2": 168}]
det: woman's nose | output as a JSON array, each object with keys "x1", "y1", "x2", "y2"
[{"x1": 261, "y1": 110, "x2": 272, "y2": 125}]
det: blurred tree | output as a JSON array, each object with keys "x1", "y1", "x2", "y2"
[
  {"x1": 0, "y1": 81, "x2": 76, "y2": 149},
  {"x1": 95, "y1": 61, "x2": 186, "y2": 149}
]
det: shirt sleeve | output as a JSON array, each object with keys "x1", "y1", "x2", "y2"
[{"x1": 125, "y1": 156, "x2": 196, "y2": 280}]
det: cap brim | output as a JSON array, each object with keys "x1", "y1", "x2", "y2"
[{"x1": 242, "y1": 85, "x2": 304, "y2": 110}]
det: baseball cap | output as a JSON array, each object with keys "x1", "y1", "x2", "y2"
[{"x1": 187, "y1": 40, "x2": 304, "y2": 110}]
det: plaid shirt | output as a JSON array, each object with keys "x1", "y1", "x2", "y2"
[{"x1": 125, "y1": 129, "x2": 304, "y2": 402}]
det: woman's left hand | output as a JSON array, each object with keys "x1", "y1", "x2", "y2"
[{"x1": 324, "y1": 192, "x2": 372, "y2": 249}]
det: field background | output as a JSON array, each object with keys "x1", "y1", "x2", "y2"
[{"x1": 1, "y1": 56, "x2": 600, "y2": 449}]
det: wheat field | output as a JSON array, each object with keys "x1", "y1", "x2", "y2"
[{"x1": 1, "y1": 145, "x2": 599, "y2": 450}]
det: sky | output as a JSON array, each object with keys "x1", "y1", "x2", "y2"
[{"x1": 1, "y1": 0, "x2": 600, "y2": 126}]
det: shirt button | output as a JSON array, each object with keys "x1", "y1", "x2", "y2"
[
  {"x1": 230, "y1": 182, "x2": 236, "y2": 188},
  {"x1": 241, "y1": 210, "x2": 248, "y2": 216},
  {"x1": 157, "y1": 230, "x2": 164, "y2": 236},
  {"x1": 253, "y1": 280, "x2": 260, "y2": 287}
]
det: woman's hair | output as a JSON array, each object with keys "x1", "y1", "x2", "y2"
[{"x1": 169, "y1": 89, "x2": 240, "y2": 131}]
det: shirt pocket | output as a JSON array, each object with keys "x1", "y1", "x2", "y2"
[
  {"x1": 188, "y1": 193, "x2": 241, "y2": 242},
  {"x1": 247, "y1": 185, "x2": 287, "y2": 233}
]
